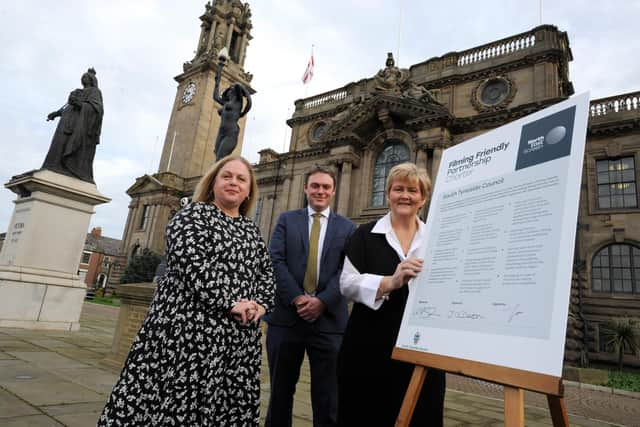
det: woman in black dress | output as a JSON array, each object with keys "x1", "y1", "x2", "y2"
[
  {"x1": 338, "y1": 162, "x2": 445, "y2": 426},
  {"x1": 99, "y1": 156, "x2": 275, "y2": 426}
]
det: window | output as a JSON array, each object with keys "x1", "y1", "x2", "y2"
[
  {"x1": 592, "y1": 244, "x2": 640, "y2": 294},
  {"x1": 139, "y1": 205, "x2": 150, "y2": 230},
  {"x1": 596, "y1": 157, "x2": 637, "y2": 209},
  {"x1": 81, "y1": 251, "x2": 91, "y2": 264},
  {"x1": 254, "y1": 197, "x2": 263, "y2": 226},
  {"x1": 371, "y1": 142, "x2": 410, "y2": 207}
]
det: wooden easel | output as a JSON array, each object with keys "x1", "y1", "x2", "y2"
[{"x1": 392, "y1": 348, "x2": 569, "y2": 427}]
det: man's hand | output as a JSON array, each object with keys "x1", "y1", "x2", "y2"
[{"x1": 295, "y1": 296, "x2": 326, "y2": 322}]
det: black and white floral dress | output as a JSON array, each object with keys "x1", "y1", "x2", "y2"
[{"x1": 99, "y1": 202, "x2": 275, "y2": 426}]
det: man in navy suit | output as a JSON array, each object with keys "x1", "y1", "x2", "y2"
[{"x1": 265, "y1": 165, "x2": 356, "y2": 427}]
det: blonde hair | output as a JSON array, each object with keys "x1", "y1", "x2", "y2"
[
  {"x1": 385, "y1": 162, "x2": 431, "y2": 202},
  {"x1": 192, "y1": 155, "x2": 258, "y2": 216}
]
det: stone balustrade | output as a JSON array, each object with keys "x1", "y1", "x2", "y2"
[
  {"x1": 590, "y1": 91, "x2": 640, "y2": 117},
  {"x1": 457, "y1": 33, "x2": 536, "y2": 66},
  {"x1": 300, "y1": 87, "x2": 351, "y2": 111}
]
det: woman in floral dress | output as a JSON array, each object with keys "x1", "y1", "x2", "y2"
[{"x1": 99, "y1": 156, "x2": 275, "y2": 426}]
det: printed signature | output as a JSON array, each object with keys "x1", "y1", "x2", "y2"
[{"x1": 448, "y1": 310, "x2": 485, "y2": 320}]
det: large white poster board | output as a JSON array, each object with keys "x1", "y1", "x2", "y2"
[{"x1": 396, "y1": 93, "x2": 590, "y2": 377}]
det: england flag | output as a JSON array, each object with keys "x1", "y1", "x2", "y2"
[{"x1": 302, "y1": 53, "x2": 314, "y2": 84}]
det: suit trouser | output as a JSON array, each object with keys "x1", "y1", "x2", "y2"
[{"x1": 265, "y1": 322, "x2": 342, "y2": 427}]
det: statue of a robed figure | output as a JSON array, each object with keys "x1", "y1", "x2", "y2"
[
  {"x1": 1, "y1": 67, "x2": 110, "y2": 331},
  {"x1": 42, "y1": 68, "x2": 104, "y2": 183},
  {"x1": 212, "y1": 51, "x2": 252, "y2": 159}
]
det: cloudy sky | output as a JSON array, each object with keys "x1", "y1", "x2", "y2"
[{"x1": 1, "y1": 1, "x2": 639, "y2": 240}]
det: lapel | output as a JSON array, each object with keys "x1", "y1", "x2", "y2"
[{"x1": 297, "y1": 209, "x2": 309, "y2": 255}]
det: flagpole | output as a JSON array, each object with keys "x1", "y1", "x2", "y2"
[
  {"x1": 282, "y1": 107, "x2": 290, "y2": 153},
  {"x1": 539, "y1": 0, "x2": 543, "y2": 24},
  {"x1": 396, "y1": 0, "x2": 405, "y2": 65}
]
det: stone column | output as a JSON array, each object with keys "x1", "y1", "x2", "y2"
[
  {"x1": 206, "y1": 21, "x2": 218, "y2": 51},
  {"x1": 277, "y1": 175, "x2": 292, "y2": 213},
  {"x1": 196, "y1": 24, "x2": 208, "y2": 54},
  {"x1": 144, "y1": 204, "x2": 157, "y2": 250},
  {"x1": 238, "y1": 35, "x2": 248, "y2": 67},
  {"x1": 416, "y1": 144, "x2": 429, "y2": 172},
  {"x1": 431, "y1": 146, "x2": 443, "y2": 186},
  {"x1": 337, "y1": 161, "x2": 353, "y2": 216},
  {"x1": 225, "y1": 21, "x2": 234, "y2": 51}
]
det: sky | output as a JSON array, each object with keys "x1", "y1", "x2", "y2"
[{"x1": 1, "y1": 0, "x2": 639, "y2": 240}]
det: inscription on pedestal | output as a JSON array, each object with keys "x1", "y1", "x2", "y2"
[{"x1": 0, "y1": 208, "x2": 31, "y2": 266}]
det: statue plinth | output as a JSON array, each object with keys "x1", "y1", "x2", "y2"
[{"x1": 0, "y1": 169, "x2": 110, "y2": 331}]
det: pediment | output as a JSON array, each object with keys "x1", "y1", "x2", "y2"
[
  {"x1": 320, "y1": 93, "x2": 452, "y2": 144},
  {"x1": 126, "y1": 173, "x2": 184, "y2": 196}
]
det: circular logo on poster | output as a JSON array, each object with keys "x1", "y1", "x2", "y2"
[{"x1": 545, "y1": 126, "x2": 567, "y2": 145}]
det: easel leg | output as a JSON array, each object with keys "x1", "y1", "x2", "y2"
[
  {"x1": 547, "y1": 395, "x2": 569, "y2": 427},
  {"x1": 504, "y1": 386, "x2": 524, "y2": 427},
  {"x1": 395, "y1": 366, "x2": 427, "y2": 427}
]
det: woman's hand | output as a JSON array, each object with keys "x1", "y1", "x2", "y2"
[
  {"x1": 230, "y1": 300, "x2": 253, "y2": 325},
  {"x1": 377, "y1": 257, "x2": 423, "y2": 300},
  {"x1": 230, "y1": 299, "x2": 266, "y2": 325}
]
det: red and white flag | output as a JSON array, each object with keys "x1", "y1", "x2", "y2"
[{"x1": 302, "y1": 52, "x2": 314, "y2": 84}]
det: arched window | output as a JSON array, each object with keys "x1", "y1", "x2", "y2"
[
  {"x1": 371, "y1": 142, "x2": 410, "y2": 207},
  {"x1": 592, "y1": 243, "x2": 640, "y2": 294}
]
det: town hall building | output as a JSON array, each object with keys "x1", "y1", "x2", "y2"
[{"x1": 119, "y1": 1, "x2": 640, "y2": 368}]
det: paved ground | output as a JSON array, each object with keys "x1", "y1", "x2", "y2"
[{"x1": 0, "y1": 303, "x2": 638, "y2": 426}]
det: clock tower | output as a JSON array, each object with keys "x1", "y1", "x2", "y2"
[
  {"x1": 116, "y1": 0, "x2": 254, "y2": 269},
  {"x1": 159, "y1": 0, "x2": 254, "y2": 178}
]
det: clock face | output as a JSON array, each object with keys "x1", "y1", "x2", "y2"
[{"x1": 182, "y1": 82, "x2": 196, "y2": 104}]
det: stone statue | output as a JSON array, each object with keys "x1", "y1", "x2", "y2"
[
  {"x1": 42, "y1": 68, "x2": 104, "y2": 183},
  {"x1": 372, "y1": 52, "x2": 442, "y2": 105},
  {"x1": 402, "y1": 82, "x2": 443, "y2": 105},
  {"x1": 374, "y1": 52, "x2": 409, "y2": 94},
  {"x1": 212, "y1": 57, "x2": 252, "y2": 159}
]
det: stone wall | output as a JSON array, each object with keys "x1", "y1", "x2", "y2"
[{"x1": 102, "y1": 283, "x2": 155, "y2": 370}]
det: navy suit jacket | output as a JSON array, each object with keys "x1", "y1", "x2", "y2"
[{"x1": 266, "y1": 208, "x2": 356, "y2": 333}]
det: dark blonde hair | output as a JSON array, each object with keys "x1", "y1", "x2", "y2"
[
  {"x1": 192, "y1": 155, "x2": 258, "y2": 216},
  {"x1": 386, "y1": 162, "x2": 431, "y2": 202}
]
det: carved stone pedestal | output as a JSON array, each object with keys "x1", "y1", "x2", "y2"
[{"x1": 0, "y1": 170, "x2": 110, "y2": 330}]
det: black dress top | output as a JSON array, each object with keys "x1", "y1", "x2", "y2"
[
  {"x1": 337, "y1": 220, "x2": 445, "y2": 427},
  {"x1": 99, "y1": 202, "x2": 275, "y2": 426}
]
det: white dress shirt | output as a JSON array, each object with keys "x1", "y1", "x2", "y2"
[
  {"x1": 340, "y1": 212, "x2": 425, "y2": 310},
  {"x1": 307, "y1": 205, "x2": 330, "y2": 290}
]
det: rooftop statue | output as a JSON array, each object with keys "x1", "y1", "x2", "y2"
[
  {"x1": 374, "y1": 52, "x2": 410, "y2": 94},
  {"x1": 374, "y1": 52, "x2": 442, "y2": 105}
]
